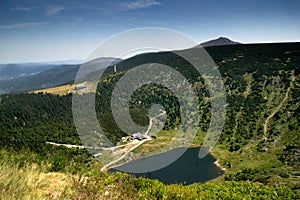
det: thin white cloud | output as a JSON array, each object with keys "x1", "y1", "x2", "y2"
[
  {"x1": 0, "y1": 22, "x2": 48, "y2": 30},
  {"x1": 11, "y1": 7, "x2": 31, "y2": 11},
  {"x1": 71, "y1": 17, "x2": 83, "y2": 26},
  {"x1": 46, "y1": 5, "x2": 64, "y2": 15},
  {"x1": 122, "y1": 0, "x2": 161, "y2": 10}
]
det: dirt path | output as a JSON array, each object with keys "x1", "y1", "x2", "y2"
[
  {"x1": 100, "y1": 137, "x2": 152, "y2": 172},
  {"x1": 263, "y1": 74, "x2": 295, "y2": 140},
  {"x1": 46, "y1": 142, "x2": 125, "y2": 151},
  {"x1": 100, "y1": 111, "x2": 166, "y2": 171},
  {"x1": 45, "y1": 111, "x2": 166, "y2": 167},
  {"x1": 46, "y1": 142, "x2": 85, "y2": 149}
]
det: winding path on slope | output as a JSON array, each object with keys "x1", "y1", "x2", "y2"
[
  {"x1": 46, "y1": 110, "x2": 166, "y2": 172},
  {"x1": 100, "y1": 111, "x2": 166, "y2": 171},
  {"x1": 263, "y1": 74, "x2": 295, "y2": 140}
]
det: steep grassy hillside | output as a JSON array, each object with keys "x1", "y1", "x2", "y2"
[{"x1": 0, "y1": 43, "x2": 299, "y2": 197}]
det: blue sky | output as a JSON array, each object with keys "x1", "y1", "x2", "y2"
[{"x1": 0, "y1": 0, "x2": 299, "y2": 63}]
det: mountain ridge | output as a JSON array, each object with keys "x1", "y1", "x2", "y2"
[
  {"x1": 199, "y1": 37, "x2": 240, "y2": 47},
  {"x1": 0, "y1": 57, "x2": 121, "y2": 94}
]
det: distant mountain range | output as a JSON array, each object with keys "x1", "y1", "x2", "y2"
[
  {"x1": 0, "y1": 60, "x2": 85, "y2": 81},
  {"x1": 0, "y1": 63, "x2": 60, "y2": 81},
  {"x1": 0, "y1": 57, "x2": 121, "y2": 94},
  {"x1": 199, "y1": 37, "x2": 240, "y2": 47}
]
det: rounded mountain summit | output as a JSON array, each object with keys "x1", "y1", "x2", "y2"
[{"x1": 198, "y1": 37, "x2": 240, "y2": 47}]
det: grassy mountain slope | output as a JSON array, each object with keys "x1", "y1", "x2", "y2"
[{"x1": 0, "y1": 42, "x2": 299, "y2": 198}]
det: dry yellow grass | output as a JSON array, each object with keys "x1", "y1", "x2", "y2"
[
  {"x1": 32, "y1": 84, "x2": 74, "y2": 96},
  {"x1": 32, "y1": 81, "x2": 97, "y2": 96},
  {"x1": 0, "y1": 162, "x2": 74, "y2": 200},
  {"x1": 27, "y1": 171, "x2": 72, "y2": 199},
  {"x1": 0, "y1": 158, "x2": 78, "y2": 199}
]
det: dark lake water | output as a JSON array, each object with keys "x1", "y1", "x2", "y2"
[{"x1": 110, "y1": 147, "x2": 224, "y2": 185}]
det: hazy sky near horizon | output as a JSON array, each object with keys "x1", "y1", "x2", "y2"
[{"x1": 0, "y1": 0, "x2": 299, "y2": 63}]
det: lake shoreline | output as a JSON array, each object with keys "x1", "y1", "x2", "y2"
[
  {"x1": 109, "y1": 146, "x2": 227, "y2": 173},
  {"x1": 110, "y1": 146, "x2": 225, "y2": 184},
  {"x1": 213, "y1": 159, "x2": 226, "y2": 171}
]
